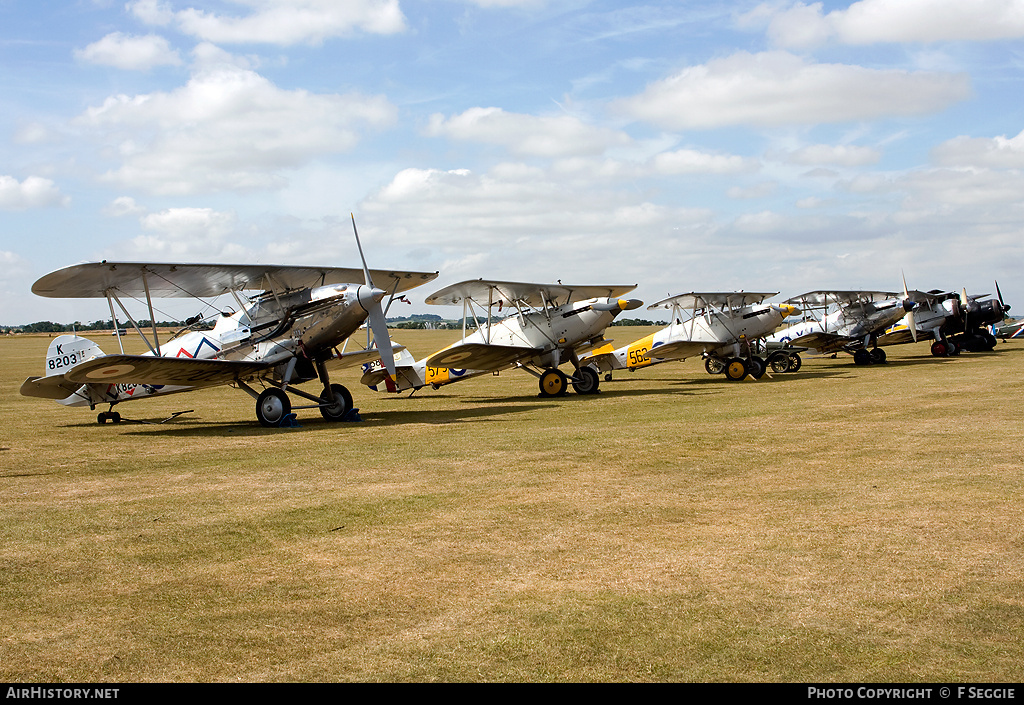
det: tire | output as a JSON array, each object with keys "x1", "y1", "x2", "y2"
[
  {"x1": 931, "y1": 340, "x2": 948, "y2": 357},
  {"x1": 320, "y1": 383, "x2": 353, "y2": 421},
  {"x1": 256, "y1": 388, "x2": 291, "y2": 427},
  {"x1": 571, "y1": 366, "x2": 600, "y2": 395},
  {"x1": 870, "y1": 348, "x2": 887, "y2": 364},
  {"x1": 538, "y1": 369, "x2": 568, "y2": 397},
  {"x1": 748, "y1": 356, "x2": 766, "y2": 379},
  {"x1": 787, "y1": 353, "x2": 802, "y2": 372},
  {"x1": 853, "y1": 349, "x2": 872, "y2": 365},
  {"x1": 769, "y1": 355, "x2": 790, "y2": 373},
  {"x1": 705, "y1": 357, "x2": 725, "y2": 375},
  {"x1": 724, "y1": 358, "x2": 747, "y2": 381}
]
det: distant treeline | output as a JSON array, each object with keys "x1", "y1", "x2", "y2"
[
  {"x1": 4, "y1": 319, "x2": 206, "y2": 334},
  {"x1": 4, "y1": 314, "x2": 662, "y2": 335}
]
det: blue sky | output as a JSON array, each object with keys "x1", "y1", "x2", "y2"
[{"x1": 3, "y1": 0, "x2": 1024, "y2": 325}]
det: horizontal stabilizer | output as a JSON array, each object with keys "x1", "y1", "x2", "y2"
[
  {"x1": 64, "y1": 354, "x2": 272, "y2": 388},
  {"x1": 20, "y1": 375, "x2": 84, "y2": 400}
]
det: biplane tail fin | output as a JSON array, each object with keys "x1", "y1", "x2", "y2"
[
  {"x1": 360, "y1": 347, "x2": 422, "y2": 391},
  {"x1": 43, "y1": 334, "x2": 105, "y2": 378},
  {"x1": 20, "y1": 334, "x2": 105, "y2": 403}
]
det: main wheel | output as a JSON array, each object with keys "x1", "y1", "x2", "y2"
[
  {"x1": 538, "y1": 369, "x2": 568, "y2": 397},
  {"x1": 320, "y1": 383, "x2": 354, "y2": 421},
  {"x1": 724, "y1": 357, "x2": 747, "y2": 381},
  {"x1": 853, "y1": 349, "x2": 872, "y2": 365},
  {"x1": 769, "y1": 355, "x2": 790, "y2": 373},
  {"x1": 256, "y1": 388, "x2": 291, "y2": 427},
  {"x1": 571, "y1": 366, "x2": 600, "y2": 395},
  {"x1": 931, "y1": 340, "x2": 948, "y2": 357},
  {"x1": 787, "y1": 353, "x2": 802, "y2": 372},
  {"x1": 705, "y1": 357, "x2": 726, "y2": 374},
  {"x1": 870, "y1": 348, "x2": 887, "y2": 364}
]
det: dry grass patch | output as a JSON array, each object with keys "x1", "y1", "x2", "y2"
[{"x1": 2, "y1": 331, "x2": 1023, "y2": 681}]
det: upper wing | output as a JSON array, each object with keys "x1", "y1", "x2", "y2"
[
  {"x1": 647, "y1": 292, "x2": 777, "y2": 311},
  {"x1": 426, "y1": 342, "x2": 541, "y2": 370},
  {"x1": 425, "y1": 279, "x2": 636, "y2": 307},
  {"x1": 62, "y1": 355, "x2": 273, "y2": 388},
  {"x1": 32, "y1": 262, "x2": 438, "y2": 299},
  {"x1": 785, "y1": 290, "x2": 898, "y2": 307}
]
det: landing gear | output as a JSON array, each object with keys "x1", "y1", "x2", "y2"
[
  {"x1": 870, "y1": 348, "x2": 887, "y2": 364},
  {"x1": 853, "y1": 349, "x2": 872, "y2": 365},
  {"x1": 97, "y1": 410, "x2": 121, "y2": 424},
  {"x1": 319, "y1": 383, "x2": 354, "y2": 422},
  {"x1": 747, "y1": 356, "x2": 766, "y2": 380},
  {"x1": 538, "y1": 368, "x2": 568, "y2": 397},
  {"x1": 571, "y1": 366, "x2": 600, "y2": 395},
  {"x1": 705, "y1": 357, "x2": 726, "y2": 375},
  {"x1": 724, "y1": 357, "x2": 747, "y2": 381},
  {"x1": 256, "y1": 388, "x2": 291, "y2": 428},
  {"x1": 931, "y1": 340, "x2": 950, "y2": 357}
]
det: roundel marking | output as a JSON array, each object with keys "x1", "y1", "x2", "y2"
[{"x1": 86, "y1": 364, "x2": 137, "y2": 379}]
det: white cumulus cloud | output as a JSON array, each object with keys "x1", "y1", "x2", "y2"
[
  {"x1": 75, "y1": 32, "x2": 182, "y2": 71},
  {"x1": 77, "y1": 64, "x2": 397, "y2": 195},
  {"x1": 745, "y1": 0, "x2": 1024, "y2": 49},
  {"x1": 0, "y1": 176, "x2": 69, "y2": 210},
  {"x1": 612, "y1": 50, "x2": 971, "y2": 129},
  {"x1": 128, "y1": 0, "x2": 407, "y2": 45},
  {"x1": 426, "y1": 107, "x2": 632, "y2": 158},
  {"x1": 931, "y1": 129, "x2": 1024, "y2": 168}
]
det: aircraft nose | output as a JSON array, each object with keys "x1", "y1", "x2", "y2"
[
  {"x1": 902, "y1": 299, "x2": 917, "y2": 312},
  {"x1": 357, "y1": 285, "x2": 387, "y2": 311},
  {"x1": 777, "y1": 303, "x2": 801, "y2": 318}
]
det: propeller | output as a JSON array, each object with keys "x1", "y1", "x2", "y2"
[
  {"x1": 996, "y1": 280, "x2": 1011, "y2": 317},
  {"x1": 901, "y1": 270, "x2": 917, "y2": 342},
  {"x1": 351, "y1": 214, "x2": 397, "y2": 388}
]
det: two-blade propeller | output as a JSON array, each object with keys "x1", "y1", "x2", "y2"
[{"x1": 351, "y1": 214, "x2": 398, "y2": 390}]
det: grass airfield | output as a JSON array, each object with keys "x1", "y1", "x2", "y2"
[{"x1": 2, "y1": 328, "x2": 1022, "y2": 682}]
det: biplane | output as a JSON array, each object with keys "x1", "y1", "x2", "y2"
[
  {"x1": 766, "y1": 290, "x2": 915, "y2": 365},
  {"x1": 20, "y1": 220, "x2": 438, "y2": 426},
  {"x1": 583, "y1": 292, "x2": 802, "y2": 381},
  {"x1": 877, "y1": 282, "x2": 1010, "y2": 356},
  {"x1": 361, "y1": 279, "x2": 641, "y2": 396}
]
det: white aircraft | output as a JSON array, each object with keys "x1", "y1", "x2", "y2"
[
  {"x1": 878, "y1": 283, "x2": 1010, "y2": 356},
  {"x1": 360, "y1": 279, "x2": 642, "y2": 396},
  {"x1": 767, "y1": 290, "x2": 915, "y2": 365},
  {"x1": 20, "y1": 220, "x2": 438, "y2": 426},
  {"x1": 583, "y1": 292, "x2": 803, "y2": 381}
]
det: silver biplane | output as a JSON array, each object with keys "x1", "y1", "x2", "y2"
[
  {"x1": 583, "y1": 292, "x2": 802, "y2": 381},
  {"x1": 361, "y1": 279, "x2": 641, "y2": 396},
  {"x1": 766, "y1": 290, "x2": 915, "y2": 365},
  {"x1": 21, "y1": 221, "x2": 438, "y2": 426},
  {"x1": 878, "y1": 282, "x2": 1010, "y2": 356}
]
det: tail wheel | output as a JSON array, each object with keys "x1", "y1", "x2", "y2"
[
  {"x1": 724, "y1": 358, "x2": 747, "y2": 381},
  {"x1": 705, "y1": 357, "x2": 726, "y2": 374},
  {"x1": 870, "y1": 348, "x2": 887, "y2": 364},
  {"x1": 787, "y1": 353, "x2": 802, "y2": 372},
  {"x1": 256, "y1": 388, "x2": 291, "y2": 427},
  {"x1": 538, "y1": 369, "x2": 568, "y2": 397},
  {"x1": 97, "y1": 411, "x2": 121, "y2": 424},
  {"x1": 320, "y1": 383, "x2": 354, "y2": 422},
  {"x1": 571, "y1": 366, "x2": 600, "y2": 395}
]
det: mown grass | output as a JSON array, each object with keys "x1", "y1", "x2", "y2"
[{"x1": 1, "y1": 329, "x2": 1022, "y2": 682}]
